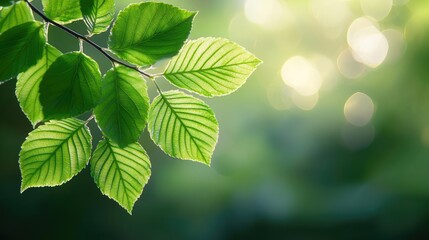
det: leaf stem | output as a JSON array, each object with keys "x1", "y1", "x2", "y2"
[
  {"x1": 25, "y1": 0, "x2": 153, "y2": 79},
  {"x1": 43, "y1": 22, "x2": 49, "y2": 41},
  {"x1": 79, "y1": 38, "x2": 84, "y2": 52},
  {"x1": 85, "y1": 115, "x2": 95, "y2": 125}
]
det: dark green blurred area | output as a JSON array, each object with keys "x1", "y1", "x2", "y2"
[{"x1": 2, "y1": 0, "x2": 429, "y2": 239}]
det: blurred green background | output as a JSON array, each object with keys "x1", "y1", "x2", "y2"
[{"x1": 2, "y1": 0, "x2": 429, "y2": 239}]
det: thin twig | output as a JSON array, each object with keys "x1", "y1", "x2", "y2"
[{"x1": 25, "y1": 0, "x2": 153, "y2": 79}]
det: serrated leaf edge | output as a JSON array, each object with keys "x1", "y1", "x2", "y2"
[
  {"x1": 164, "y1": 37, "x2": 263, "y2": 98},
  {"x1": 148, "y1": 90, "x2": 219, "y2": 166},
  {"x1": 19, "y1": 119, "x2": 92, "y2": 193}
]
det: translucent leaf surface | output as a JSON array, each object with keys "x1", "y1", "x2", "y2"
[
  {"x1": 94, "y1": 66, "x2": 150, "y2": 147},
  {"x1": 80, "y1": 0, "x2": 114, "y2": 35},
  {"x1": 164, "y1": 38, "x2": 262, "y2": 97},
  {"x1": 108, "y1": 2, "x2": 196, "y2": 66},
  {"x1": 148, "y1": 91, "x2": 218, "y2": 165},
  {"x1": 0, "y1": 1, "x2": 34, "y2": 33},
  {"x1": 42, "y1": 0, "x2": 82, "y2": 24},
  {"x1": 16, "y1": 44, "x2": 62, "y2": 126},
  {"x1": 0, "y1": 21, "x2": 45, "y2": 82},
  {"x1": 20, "y1": 118, "x2": 92, "y2": 192},
  {"x1": 91, "y1": 139, "x2": 151, "y2": 214},
  {"x1": 39, "y1": 52, "x2": 102, "y2": 120}
]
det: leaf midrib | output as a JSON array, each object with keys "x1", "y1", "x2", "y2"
[
  {"x1": 25, "y1": 121, "x2": 85, "y2": 183},
  {"x1": 107, "y1": 141, "x2": 131, "y2": 209},
  {"x1": 165, "y1": 60, "x2": 260, "y2": 75},
  {"x1": 111, "y1": 14, "x2": 194, "y2": 52},
  {"x1": 160, "y1": 93, "x2": 208, "y2": 164}
]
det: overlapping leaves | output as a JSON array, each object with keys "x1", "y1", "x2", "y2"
[
  {"x1": 16, "y1": 44, "x2": 62, "y2": 125},
  {"x1": 0, "y1": 21, "x2": 45, "y2": 82},
  {"x1": 39, "y1": 52, "x2": 102, "y2": 120},
  {"x1": 1, "y1": 0, "x2": 261, "y2": 214},
  {"x1": 0, "y1": 1, "x2": 33, "y2": 33},
  {"x1": 94, "y1": 66, "x2": 149, "y2": 147},
  {"x1": 80, "y1": 0, "x2": 114, "y2": 35}
]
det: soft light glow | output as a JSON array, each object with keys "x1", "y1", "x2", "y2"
[
  {"x1": 311, "y1": 0, "x2": 352, "y2": 39},
  {"x1": 347, "y1": 17, "x2": 389, "y2": 68},
  {"x1": 360, "y1": 0, "x2": 393, "y2": 20},
  {"x1": 281, "y1": 56, "x2": 322, "y2": 96},
  {"x1": 383, "y1": 29, "x2": 406, "y2": 63},
  {"x1": 244, "y1": 0, "x2": 292, "y2": 30},
  {"x1": 344, "y1": 92, "x2": 375, "y2": 127},
  {"x1": 312, "y1": 55, "x2": 337, "y2": 90},
  {"x1": 421, "y1": 126, "x2": 429, "y2": 147},
  {"x1": 393, "y1": 0, "x2": 409, "y2": 6},
  {"x1": 311, "y1": 0, "x2": 351, "y2": 31},
  {"x1": 266, "y1": 84, "x2": 291, "y2": 111},
  {"x1": 292, "y1": 92, "x2": 319, "y2": 111},
  {"x1": 337, "y1": 48, "x2": 366, "y2": 79}
]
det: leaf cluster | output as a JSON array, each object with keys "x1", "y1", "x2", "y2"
[{"x1": 0, "y1": 0, "x2": 261, "y2": 214}]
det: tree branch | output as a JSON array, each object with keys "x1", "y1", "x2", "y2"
[{"x1": 25, "y1": 0, "x2": 153, "y2": 79}]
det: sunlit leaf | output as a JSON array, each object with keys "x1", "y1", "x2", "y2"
[
  {"x1": 16, "y1": 44, "x2": 62, "y2": 126},
  {"x1": 148, "y1": 91, "x2": 218, "y2": 165},
  {"x1": 0, "y1": 1, "x2": 34, "y2": 33},
  {"x1": 0, "y1": 21, "x2": 45, "y2": 82},
  {"x1": 108, "y1": 2, "x2": 196, "y2": 66},
  {"x1": 164, "y1": 38, "x2": 262, "y2": 97},
  {"x1": 90, "y1": 139, "x2": 151, "y2": 214},
  {"x1": 42, "y1": 0, "x2": 82, "y2": 24},
  {"x1": 39, "y1": 52, "x2": 102, "y2": 120},
  {"x1": 94, "y1": 66, "x2": 150, "y2": 147},
  {"x1": 20, "y1": 118, "x2": 92, "y2": 192},
  {"x1": 80, "y1": 0, "x2": 114, "y2": 35}
]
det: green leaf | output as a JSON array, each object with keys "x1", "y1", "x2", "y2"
[
  {"x1": 20, "y1": 118, "x2": 92, "y2": 192},
  {"x1": 0, "y1": 0, "x2": 18, "y2": 7},
  {"x1": 39, "y1": 52, "x2": 102, "y2": 120},
  {"x1": 80, "y1": 0, "x2": 114, "y2": 35},
  {"x1": 0, "y1": 1, "x2": 34, "y2": 33},
  {"x1": 94, "y1": 66, "x2": 150, "y2": 147},
  {"x1": 91, "y1": 139, "x2": 151, "y2": 214},
  {"x1": 164, "y1": 38, "x2": 262, "y2": 97},
  {"x1": 42, "y1": 0, "x2": 82, "y2": 24},
  {"x1": 108, "y1": 2, "x2": 196, "y2": 66},
  {"x1": 0, "y1": 21, "x2": 45, "y2": 82},
  {"x1": 16, "y1": 44, "x2": 62, "y2": 126},
  {"x1": 148, "y1": 91, "x2": 218, "y2": 165}
]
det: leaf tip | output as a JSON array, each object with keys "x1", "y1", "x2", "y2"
[
  {"x1": 116, "y1": 200, "x2": 135, "y2": 215},
  {"x1": 20, "y1": 182, "x2": 29, "y2": 193}
]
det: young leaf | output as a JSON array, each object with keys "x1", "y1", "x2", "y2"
[
  {"x1": 80, "y1": 0, "x2": 115, "y2": 35},
  {"x1": 0, "y1": 1, "x2": 34, "y2": 33},
  {"x1": 164, "y1": 38, "x2": 262, "y2": 97},
  {"x1": 39, "y1": 52, "x2": 102, "y2": 120},
  {"x1": 91, "y1": 139, "x2": 151, "y2": 214},
  {"x1": 94, "y1": 66, "x2": 150, "y2": 147},
  {"x1": 148, "y1": 91, "x2": 218, "y2": 165},
  {"x1": 0, "y1": 21, "x2": 45, "y2": 82},
  {"x1": 41, "y1": 0, "x2": 82, "y2": 24},
  {"x1": 20, "y1": 118, "x2": 92, "y2": 192},
  {"x1": 16, "y1": 44, "x2": 62, "y2": 126},
  {"x1": 108, "y1": 2, "x2": 196, "y2": 67}
]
